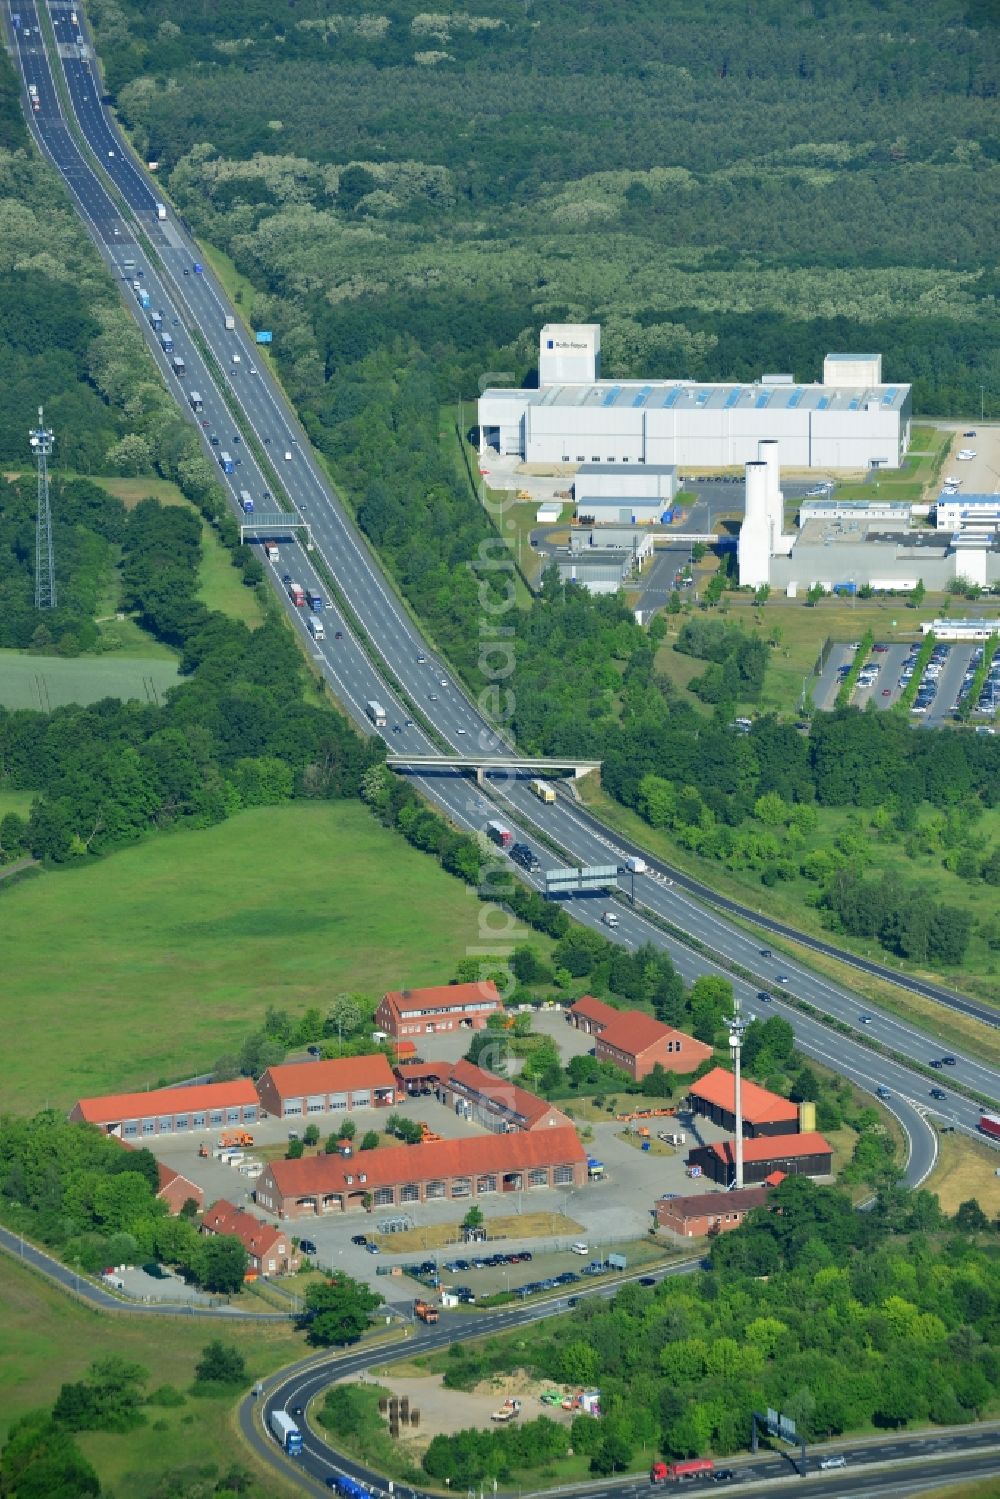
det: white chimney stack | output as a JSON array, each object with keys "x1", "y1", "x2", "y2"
[
  {"x1": 758, "y1": 439, "x2": 783, "y2": 551},
  {"x1": 739, "y1": 461, "x2": 771, "y2": 588}
]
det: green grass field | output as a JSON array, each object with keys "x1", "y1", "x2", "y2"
[
  {"x1": 0, "y1": 800, "x2": 523, "y2": 1114},
  {"x1": 196, "y1": 517, "x2": 266, "y2": 627},
  {"x1": 0, "y1": 649, "x2": 180, "y2": 711},
  {"x1": 0, "y1": 1254, "x2": 303, "y2": 1496}
]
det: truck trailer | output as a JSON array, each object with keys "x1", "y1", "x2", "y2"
[
  {"x1": 530, "y1": 778, "x2": 555, "y2": 804},
  {"x1": 650, "y1": 1460, "x2": 714, "y2": 1484},
  {"x1": 155, "y1": 201, "x2": 167, "y2": 221},
  {"x1": 414, "y1": 1298, "x2": 439, "y2": 1324},
  {"x1": 487, "y1": 820, "x2": 514, "y2": 850},
  {"x1": 288, "y1": 581, "x2": 306, "y2": 607},
  {"x1": 219, "y1": 451, "x2": 235, "y2": 475},
  {"x1": 188, "y1": 390, "x2": 203, "y2": 413},
  {"x1": 366, "y1": 700, "x2": 387, "y2": 727},
  {"x1": 269, "y1": 1410, "x2": 302, "y2": 1455},
  {"x1": 980, "y1": 1112, "x2": 1000, "y2": 1141},
  {"x1": 160, "y1": 331, "x2": 174, "y2": 354}
]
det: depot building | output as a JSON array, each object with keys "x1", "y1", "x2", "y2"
[{"x1": 479, "y1": 327, "x2": 910, "y2": 471}]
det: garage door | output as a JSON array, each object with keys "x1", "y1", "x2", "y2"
[{"x1": 350, "y1": 1091, "x2": 371, "y2": 1108}]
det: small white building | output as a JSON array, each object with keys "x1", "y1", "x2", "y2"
[
  {"x1": 934, "y1": 494, "x2": 1000, "y2": 533},
  {"x1": 920, "y1": 619, "x2": 1000, "y2": 641},
  {"x1": 799, "y1": 499, "x2": 911, "y2": 526}
]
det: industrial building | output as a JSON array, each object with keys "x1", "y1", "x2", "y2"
[
  {"x1": 934, "y1": 494, "x2": 1000, "y2": 533},
  {"x1": 69, "y1": 1080, "x2": 259, "y2": 1139},
  {"x1": 255, "y1": 1054, "x2": 396, "y2": 1120},
  {"x1": 920, "y1": 619, "x2": 1000, "y2": 641},
  {"x1": 375, "y1": 980, "x2": 501, "y2": 1038},
  {"x1": 557, "y1": 530, "x2": 654, "y2": 595},
  {"x1": 479, "y1": 326, "x2": 910, "y2": 471},
  {"x1": 575, "y1": 462, "x2": 678, "y2": 525},
  {"x1": 434, "y1": 1059, "x2": 574, "y2": 1134},
  {"x1": 656, "y1": 1182, "x2": 777, "y2": 1240},
  {"x1": 686, "y1": 1132, "x2": 832, "y2": 1187},
  {"x1": 770, "y1": 524, "x2": 1000, "y2": 596},
  {"x1": 798, "y1": 498, "x2": 911, "y2": 526},
  {"x1": 687, "y1": 1067, "x2": 804, "y2": 1138},
  {"x1": 255, "y1": 1126, "x2": 588, "y2": 1217},
  {"x1": 567, "y1": 995, "x2": 620, "y2": 1035}
]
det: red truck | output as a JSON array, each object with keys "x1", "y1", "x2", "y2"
[
  {"x1": 487, "y1": 820, "x2": 513, "y2": 850},
  {"x1": 650, "y1": 1460, "x2": 714, "y2": 1484},
  {"x1": 979, "y1": 1112, "x2": 1000, "y2": 1141},
  {"x1": 288, "y1": 581, "x2": 306, "y2": 607}
]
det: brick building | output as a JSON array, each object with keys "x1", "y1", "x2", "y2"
[
  {"x1": 594, "y1": 1011, "x2": 713, "y2": 1081},
  {"x1": 687, "y1": 1066, "x2": 802, "y2": 1138},
  {"x1": 375, "y1": 981, "x2": 501, "y2": 1039},
  {"x1": 656, "y1": 1184, "x2": 776, "y2": 1239},
  {"x1": 435, "y1": 1059, "x2": 573, "y2": 1134},
  {"x1": 256, "y1": 1054, "x2": 396, "y2": 1121},
  {"x1": 256, "y1": 1126, "x2": 587, "y2": 1218},
  {"x1": 201, "y1": 1199, "x2": 301, "y2": 1276},
  {"x1": 687, "y1": 1133, "x2": 832, "y2": 1187},
  {"x1": 567, "y1": 995, "x2": 620, "y2": 1035},
  {"x1": 69, "y1": 1080, "x2": 259, "y2": 1140},
  {"x1": 154, "y1": 1160, "x2": 204, "y2": 1214}
]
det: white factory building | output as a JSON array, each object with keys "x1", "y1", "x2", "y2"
[
  {"x1": 479, "y1": 326, "x2": 911, "y2": 472},
  {"x1": 934, "y1": 494, "x2": 1000, "y2": 534},
  {"x1": 575, "y1": 462, "x2": 677, "y2": 525}
]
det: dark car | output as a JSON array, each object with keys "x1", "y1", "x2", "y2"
[
  {"x1": 233, "y1": 434, "x2": 241, "y2": 444},
  {"x1": 941, "y1": 1055, "x2": 957, "y2": 1065},
  {"x1": 291, "y1": 1405, "x2": 303, "y2": 1418},
  {"x1": 351, "y1": 1234, "x2": 367, "y2": 1246},
  {"x1": 710, "y1": 1471, "x2": 736, "y2": 1484},
  {"x1": 639, "y1": 1276, "x2": 657, "y2": 1287},
  {"x1": 930, "y1": 1087, "x2": 947, "y2": 1100},
  {"x1": 756, "y1": 991, "x2": 771, "y2": 1003},
  {"x1": 307, "y1": 1044, "x2": 321, "y2": 1056},
  {"x1": 929, "y1": 1058, "x2": 944, "y2": 1068},
  {"x1": 964, "y1": 430, "x2": 977, "y2": 437},
  {"x1": 759, "y1": 948, "x2": 772, "y2": 958},
  {"x1": 775, "y1": 974, "x2": 789, "y2": 985},
  {"x1": 298, "y1": 1239, "x2": 317, "y2": 1256},
  {"x1": 209, "y1": 433, "x2": 219, "y2": 445},
  {"x1": 366, "y1": 1241, "x2": 380, "y2": 1254},
  {"x1": 335, "y1": 630, "x2": 343, "y2": 640}
]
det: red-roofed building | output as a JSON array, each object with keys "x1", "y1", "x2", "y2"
[
  {"x1": 687, "y1": 1133, "x2": 832, "y2": 1187},
  {"x1": 393, "y1": 1061, "x2": 451, "y2": 1097},
  {"x1": 256, "y1": 1054, "x2": 396, "y2": 1121},
  {"x1": 437, "y1": 1059, "x2": 573, "y2": 1134},
  {"x1": 567, "y1": 995, "x2": 620, "y2": 1036},
  {"x1": 69, "y1": 1080, "x2": 259, "y2": 1140},
  {"x1": 688, "y1": 1066, "x2": 801, "y2": 1138},
  {"x1": 117, "y1": 1138, "x2": 204, "y2": 1214},
  {"x1": 201, "y1": 1199, "x2": 300, "y2": 1276},
  {"x1": 595, "y1": 1011, "x2": 713, "y2": 1081},
  {"x1": 656, "y1": 1184, "x2": 775, "y2": 1239},
  {"x1": 375, "y1": 981, "x2": 501, "y2": 1039},
  {"x1": 154, "y1": 1160, "x2": 204, "y2": 1214},
  {"x1": 255, "y1": 1126, "x2": 587, "y2": 1218}
]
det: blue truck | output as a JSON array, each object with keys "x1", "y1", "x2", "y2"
[
  {"x1": 220, "y1": 451, "x2": 235, "y2": 475},
  {"x1": 269, "y1": 1410, "x2": 302, "y2": 1456}
]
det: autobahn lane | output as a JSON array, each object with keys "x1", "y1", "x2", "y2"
[
  {"x1": 50, "y1": 0, "x2": 1000, "y2": 1047},
  {"x1": 28, "y1": 0, "x2": 1000, "y2": 1137}
]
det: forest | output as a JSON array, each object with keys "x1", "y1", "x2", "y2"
[{"x1": 414, "y1": 1177, "x2": 1000, "y2": 1482}]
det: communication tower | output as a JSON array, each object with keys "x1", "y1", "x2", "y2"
[
  {"x1": 30, "y1": 406, "x2": 56, "y2": 610},
  {"x1": 728, "y1": 991, "x2": 750, "y2": 1189}
]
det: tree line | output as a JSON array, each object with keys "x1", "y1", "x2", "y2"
[
  {"x1": 0, "y1": 1111, "x2": 248, "y2": 1292},
  {"x1": 419, "y1": 1176, "x2": 1000, "y2": 1485}
]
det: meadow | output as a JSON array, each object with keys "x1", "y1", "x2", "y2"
[
  {"x1": 0, "y1": 1254, "x2": 303, "y2": 1496},
  {"x1": 0, "y1": 648, "x2": 179, "y2": 711},
  {"x1": 0, "y1": 799, "x2": 500, "y2": 1114}
]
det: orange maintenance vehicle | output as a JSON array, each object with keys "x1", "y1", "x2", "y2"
[
  {"x1": 219, "y1": 1129, "x2": 255, "y2": 1148},
  {"x1": 414, "y1": 1299, "x2": 439, "y2": 1324}
]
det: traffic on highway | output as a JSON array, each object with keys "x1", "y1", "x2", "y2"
[{"x1": 13, "y1": 0, "x2": 1000, "y2": 1171}]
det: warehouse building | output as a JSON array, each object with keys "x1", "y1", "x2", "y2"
[
  {"x1": 69, "y1": 1080, "x2": 259, "y2": 1139},
  {"x1": 687, "y1": 1132, "x2": 832, "y2": 1186},
  {"x1": 479, "y1": 326, "x2": 910, "y2": 471},
  {"x1": 375, "y1": 980, "x2": 501, "y2": 1038},
  {"x1": 256, "y1": 1054, "x2": 396, "y2": 1120},
  {"x1": 770, "y1": 525, "x2": 1000, "y2": 596},
  {"x1": 575, "y1": 462, "x2": 677, "y2": 525},
  {"x1": 255, "y1": 1126, "x2": 588, "y2": 1217},
  {"x1": 556, "y1": 534, "x2": 653, "y2": 595},
  {"x1": 656, "y1": 1182, "x2": 778, "y2": 1240},
  {"x1": 920, "y1": 618, "x2": 1000, "y2": 641},
  {"x1": 567, "y1": 995, "x2": 620, "y2": 1035},
  {"x1": 594, "y1": 1011, "x2": 713, "y2": 1081},
  {"x1": 687, "y1": 1066, "x2": 803, "y2": 1138},
  {"x1": 201, "y1": 1199, "x2": 301, "y2": 1277},
  {"x1": 436, "y1": 1059, "x2": 574, "y2": 1134}
]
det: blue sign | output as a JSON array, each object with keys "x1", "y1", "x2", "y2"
[{"x1": 255, "y1": 330, "x2": 273, "y2": 345}]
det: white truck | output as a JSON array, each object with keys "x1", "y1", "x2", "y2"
[
  {"x1": 307, "y1": 615, "x2": 326, "y2": 641},
  {"x1": 225, "y1": 315, "x2": 235, "y2": 331},
  {"x1": 264, "y1": 542, "x2": 280, "y2": 563},
  {"x1": 155, "y1": 201, "x2": 167, "y2": 221},
  {"x1": 366, "y1": 700, "x2": 387, "y2": 727},
  {"x1": 602, "y1": 910, "x2": 620, "y2": 929},
  {"x1": 269, "y1": 1410, "x2": 303, "y2": 1456},
  {"x1": 624, "y1": 855, "x2": 647, "y2": 874}
]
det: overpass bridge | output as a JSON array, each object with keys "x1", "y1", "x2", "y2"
[{"x1": 386, "y1": 755, "x2": 600, "y2": 785}]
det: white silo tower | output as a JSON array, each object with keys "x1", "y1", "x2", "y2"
[
  {"x1": 738, "y1": 461, "x2": 771, "y2": 588},
  {"x1": 758, "y1": 439, "x2": 783, "y2": 552}
]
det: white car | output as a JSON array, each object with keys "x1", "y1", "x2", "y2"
[
  {"x1": 957, "y1": 450, "x2": 976, "y2": 460},
  {"x1": 943, "y1": 475, "x2": 961, "y2": 486},
  {"x1": 283, "y1": 450, "x2": 292, "y2": 461}
]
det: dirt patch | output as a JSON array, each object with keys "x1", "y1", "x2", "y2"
[
  {"x1": 371, "y1": 1211, "x2": 583, "y2": 1252},
  {"x1": 340, "y1": 1369, "x2": 577, "y2": 1454}
]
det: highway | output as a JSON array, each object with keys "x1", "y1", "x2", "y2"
[{"x1": 9, "y1": 0, "x2": 1000, "y2": 1198}]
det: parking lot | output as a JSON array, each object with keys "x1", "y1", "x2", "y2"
[{"x1": 816, "y1": 638, "x2": 994, "y2": 723}]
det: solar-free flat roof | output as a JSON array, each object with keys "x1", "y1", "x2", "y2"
[{"x1": 490, "y1": 378, "x2": 909, "y2": 414}]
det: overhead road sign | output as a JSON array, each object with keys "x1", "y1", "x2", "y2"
[
  {"x1": 255, "y1": 331, "x2": 273, "y2": 344},
  {"x1": 545, "y1": 864, "x2": 619, "y2": 895}
]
